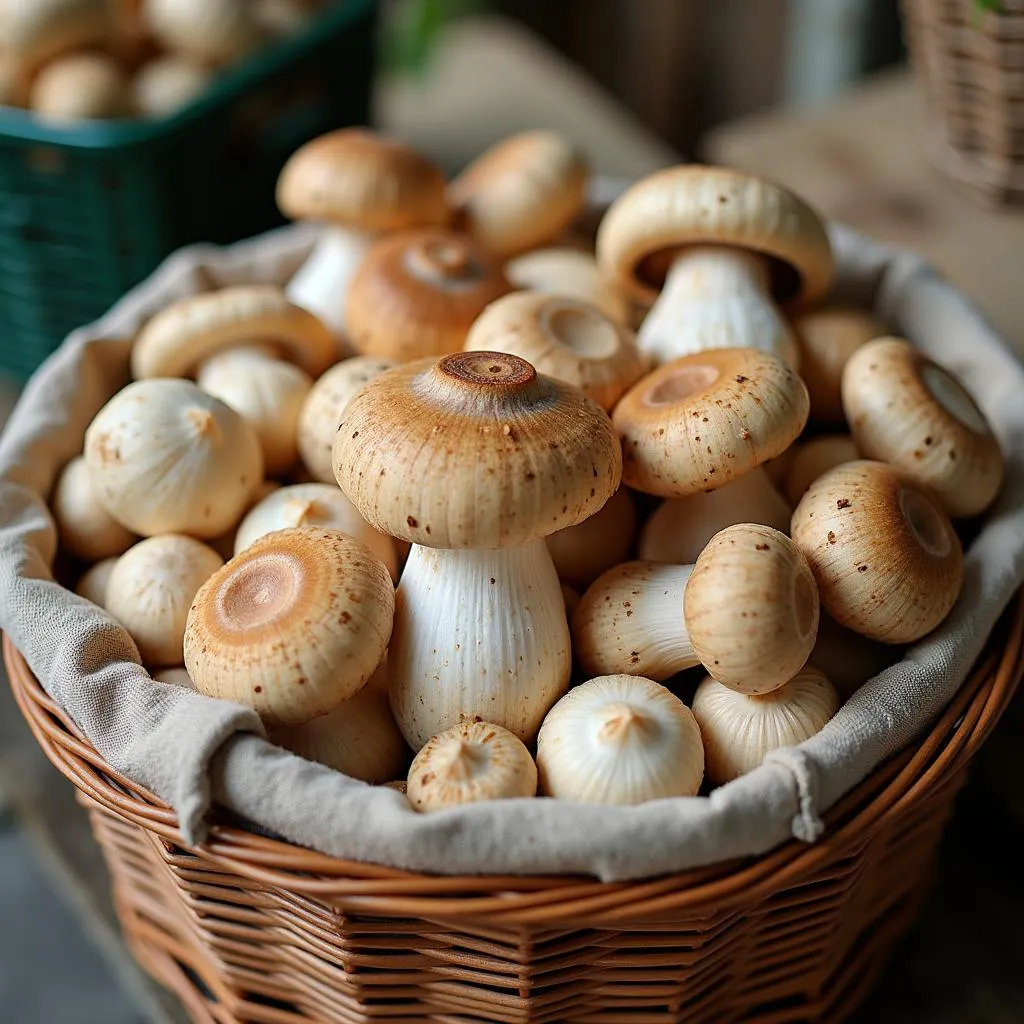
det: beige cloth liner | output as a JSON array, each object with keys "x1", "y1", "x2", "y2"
[{"x1": 1, "y1": 219, "x2": 1022, "y2": 883}]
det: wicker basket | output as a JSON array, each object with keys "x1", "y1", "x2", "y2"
[
  {"x1": 5, "y1": 586, "x2": 1022, "y2": 1024},
  {"x1": 903, "y1": 0, "x2": 1024, "y2": 204}
]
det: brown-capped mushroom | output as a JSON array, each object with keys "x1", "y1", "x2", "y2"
[
  {"x1": 505, "y1": 246, "x2": 630, "y2": 323},
  {"x1": 0, "y1": 0, "x2": 115, "y2": 74}
]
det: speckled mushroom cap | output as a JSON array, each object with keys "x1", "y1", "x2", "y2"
[
  {"x1": 276, "y1": 128, "x2": 449, "y2": 231},
  {"x1": 612, "y1": 348, "x2": 809, "y2": 497},
  {"x1": 333, "y1": 351, "x2": 622, "y2": 549},
  {"x1": 183, "y1": 527, "x2": 395, "y2": 726},
  {"x1": 449, "y1": 130, "x2": 588, "y2": 257},
  {"x1": 596, "y1": 165, "x2": 834, "y2": 307},
  {"x1": 131, "y1": 285, "x2": 336, "y2": 380},
  {"x1": 345, "y1": 229, "x2": 511, "y2": 362}
]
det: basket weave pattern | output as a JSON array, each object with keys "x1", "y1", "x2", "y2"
[
  {"x1": 903, "y1": 0, "x2": 1024, "y2": 203},
  {"x1": 6, "y1": 593, "x2": 1023, "y2": 1023}
]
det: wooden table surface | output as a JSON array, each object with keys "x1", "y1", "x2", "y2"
[{"x1": 705, "y1": 68, "x2": 1024, "y2": 356}]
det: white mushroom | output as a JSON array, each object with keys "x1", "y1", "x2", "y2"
[
  {"x1": 74, "y1": 557, "x2": 119, "y2": 608},
  {"x1": 141, "y1": 0, "x2": 263, "y2": 66},
  {"x1": 132, "y1": 55, "x2": 211, "y2": 118},
  {"x1": 30, "y1": 53, "x2": 132, "y2": 122},
  {"x1": 52, "y1": 455, "x2": 135, "y2": 561}
]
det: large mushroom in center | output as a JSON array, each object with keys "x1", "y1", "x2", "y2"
[{"x1": 332, "y1": 351, "x2": 621, "y2": 750}]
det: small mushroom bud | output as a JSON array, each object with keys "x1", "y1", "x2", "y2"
[
  {"x1": 106, "y1": 535, "x2": 224, "y2": 666},
  {"x1": 842, "y1": 337, "x2": 1003, "y2": 517},
  {"x1": 132, "y1": 55, "x2": 211, "y2": 118},
  {"x1": 407, "y1": 720, "x2": 537, "y2": 812},
  {"x1": 505, "y1": 246, "x2": 629, "y2": 323},
  {"x1": 784, "y1": 434, "x2": 859, "y2": 508},
  {"x1": 52, "y1": 455, "x2": 136, "y2": 561},
  {"x1": 464, "y1": 292, "x2": 647, "y2": 411},
  {"x1": 296, "y1": 356, "x2": 393, "y2": 483},
  {"x1": 184, "y1": 527, "x2": 395, "y2": 725},
  {"x1": 545, "y1": 487, "x2": 638, "y2": 588},
  {"x1": 197, "y1": 348, "x2": 313, "y2": 475},
  {"x1": 536, "y1": 675, "x2": 704, "y2": 804},
  {"x1": 684, "y1": 524, "x2": 819, "y2": 694},
  {"x1": 30, "y1": 53, "x2": 133, "y2": 122},
  {"x1": 74, "y1": 556, "x2": 119, "y2": 608},
  {"x1": 791, "y1": 460, "x2": 963, "y2": 643},
  {"x1": 692, "y1": 666, "x2": 839, "y2": 784},
  {"x1": 233, "y1": 483, "x2": 398, "y2": 581},
  {"x1": 84, "y1": 379, "x2": 264, "y2": 539}
]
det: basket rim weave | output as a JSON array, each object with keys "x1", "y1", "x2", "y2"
[{"x1": 5, "y1": 589, "x2": 1022, "y2": 925}]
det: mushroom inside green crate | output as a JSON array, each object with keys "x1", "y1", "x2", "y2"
[
  {"x1": 0, "y1": 0, "x2": 116, "y2": 76},
  {"x1": 30, "y1": 52, "x2": 133, "y2": 121},
  {"x1": 141, "y1": 0, "x2": 263, "y2": 67},
  {"x1": 332, "y1": 350, "x2": 621, "y2": 750},
  {"x1": 276, "y1": 129, "x2": 449, "y2": 340},
  {"x1": 597, "y1": 166, "x2": 833, "y2": 368},
  {"x1": 131, "y1": 54, "x2": 211, "y2": 118}
]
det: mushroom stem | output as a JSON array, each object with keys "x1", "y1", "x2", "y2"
[
  {"x1": 389, "y1": 540, "x2": 571, "y2": 750},
  {"x1": 286, "y1": 225, "x2": 374, "y2": 339},
  {"x1": 637, "y1": 246, "x2": 799, "y2": 368}
]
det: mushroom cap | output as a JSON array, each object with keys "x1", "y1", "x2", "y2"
[
  {"x1": 107, "y1": 534, "x2": 224, "y2": 666},
  {"x1": 346, "y1": 229, "x2": 511, "y2": 362},
  {"x1": 131, "y1": 285, "x2": 336, "y2": 380},
  {"x1": 684, "y1": 524, "x2": 819, "y2": 694},
  {"x1": 74, "y1": 556, "x2": 119, "y2": 608},
  {"x1": 132, "y1": 55, "x2": 211, "y2": 117},
  {"x1": 784, "y1": 434, "x2": 859, "y2": 507},
  {"x1": 407, "y1": 720, "x2": 538, "y2": 812},
  {"x1": 0, "y1": 0, "x2": 114, "y2": 72},
  {"x1": 276, "y1": 128, "x2": 449, "y2": 230},
  {"x1": 842, "y1": 337, "x2": 1003, "y2": 518},
  {"x1": 692, "y1": 666, "x2": 839, "y2": 784},
  {"x1": 791, "y1": 460, "x2": 963, "y2": 643},
  {"x1": 297, "y1": 356, "x2": 394, "y2": 483},
  {"x1": 613, "y1": 348, "x2": 809, "y2": 497},
  {"x1": 536, "y1": 674, "x2": 704, "y2": 805},
  {"x1": 233, "y1": 482, "x2": 398, "y2": 581},
  {"x1": 464, "y1": 292, "x2": 647, "y2": 412},
  {"x1": 184, "y1": 527, "x2": 395, "y2": 726},
  {"x1": 141, "y1": 0, "x2": 263, "y2": 65},
  {"x1": 333, "y1": 351, "x2": 622, "y2": 549},
  {"x1": 84, "y1": 378, "x2": 264, "y2": 539},
  {"x1": 597, "y1": 165, "x2": 833, "y2": 307},
  {"x1": 505, "y1": 246, "x2": 630, "y2": 323},
  {"x1": 792, "y1": 307, "x2": 883, "y2": 423},
  {"x1": 30, "y1": 53, "x2": 132, "y2": 122},
  {"x1": 52, "y1": 454, "x2": 136, "y2": 561},
  {"x1": 545, "y1": 486, "x2": 638, "y2": 588},
  {"x1": 449, "y1": 130, "x2": 588, "y2": 257}
]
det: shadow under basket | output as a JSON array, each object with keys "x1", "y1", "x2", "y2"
[{"x1": 5, "y1": 593, "x2": 1023, "y2": 1024}]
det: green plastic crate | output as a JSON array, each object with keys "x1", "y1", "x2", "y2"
[{"x1": 0, "y1": 0, "x2": 378, "y2": 381}]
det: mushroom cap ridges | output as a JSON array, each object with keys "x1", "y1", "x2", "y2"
[{"x1": 333, "y1": 352, "x2": 622, "y2": 549}]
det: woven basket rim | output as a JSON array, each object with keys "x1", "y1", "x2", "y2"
[{"x1": 5, "y1": 591, "x2": 1022, "y2": 923}]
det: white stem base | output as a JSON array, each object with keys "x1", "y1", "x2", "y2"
[
  {"x1": 637, "y1": 246, "x2": 800, "y2": 368},
  {"x1": 389, "y1": 541, "x2": 571, "y2": 751}
]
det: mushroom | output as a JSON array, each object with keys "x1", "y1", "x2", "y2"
[
  {"x1": 346, "y1": 229, "x2": 510, "y2": 362},
  {"x1": 792, "y1": 307, "x2": 883, "y2": 423},
  {"x1": 84, "y1": 379, "x2": 264, "y2": 538},
  {"x1": 572, "y1": 561, "x2": 699, "y2": 681},
  {"x1": 74, "y1": 556, "x2": 118, "y2": 608},
  {"x1": 132, "y1": 55, "x2": 211, "y2": 118},
  {"x1": 333, "y1": 351, "x2": 621, "y2": 749},
  {"x1": 207, "y1": 480, "x2": 279, "y2": 561},
  {"x1": 254, "y1": 0, "x2": 316, "y2": 37},
  {"x1": 810, "y1": 611, "x2": 899, "y2": 700},
  {"x1": 0, "y1": 0, "x2": 115, "y2": 74},
  {"x1": 30, "y1": 53, "x2": 133, "y2": 122},
  {"x1": 184, "y1": 527, "x2": 395, "y2": 726},
  {"x1": 597, "y1": 166, "x2": 832, "y2": 367},
  {"x1": 545, "y1": 486, "x2": 638, "y2": 589},
  {"x1": 233, "y1": 482, "x2": 398, "y2": 581},
  {"x1": 842, "y1": 337, "x2": 1003, "y2": 517},
  {"x1": 406, "y1": 720, "x2": 537, "y2": 812},
  {"x1": 296, "y1": 356, "x2": 393, "y2": 483},
  {"x1": 536, "y1": 675, "x2": 704, "y2": 804},
  {"x1": 152, "y1": 666, "x2": 194, "y2": 688},
  {"x1": 504, "y1": 246, "x2": 630, "y2": 323},
  {"x1": 612, "y1": 348, "x2": 809, "y2": 496},
  {"x1": 196, "y1": 347, "x2": 312, "y2": 475},
  {"x1": 463, "y1": 292, "x2": 647, "y2": 411},
  {"x1": 448, "y1": 130, "x2": 588, "y2": 258},
  {"x1": 277, "y1": 129, "x2": 449, "y2": 337},
  {"x1": 791, "y1": 460, "x2": 963, "y2": 643},
  {"x1": 638, "y1": 467, "x2": 792, "y2": 566},
  {"x1": 0, "y1": 52, "x2": 30, "y2": 108},
  {"x1": 106, "y1": 535, "x2": 224, "y2": 666},
  {"x1": 685, "y1": 524, "x2": 819, "y2": 694},
  {"x1": 691, "y1": 665, "x2": 839, "y2": 785},
  {"x1": 269, "y1": 683, "x2": 409, "y2": 785},
  {"x1": 131, "y1": 285, "x2": 336, "y2": 381},
  {"x1": 784, "y1": 434, "x2": 859, "y2": 508},
  {"x1": 141, "y1": 0, "x2": 263, "y2": 66},
  {"x1": 52, "y1": 454, "x2": 136, "y2": 561}
]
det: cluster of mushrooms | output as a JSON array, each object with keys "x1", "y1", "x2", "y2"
[
  {"x1": 0, "y1": 0, "x2": 325, "y2": 123},
  {"x1": 54, "y1": 127, "x2": 1005, "y2": 813}
]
